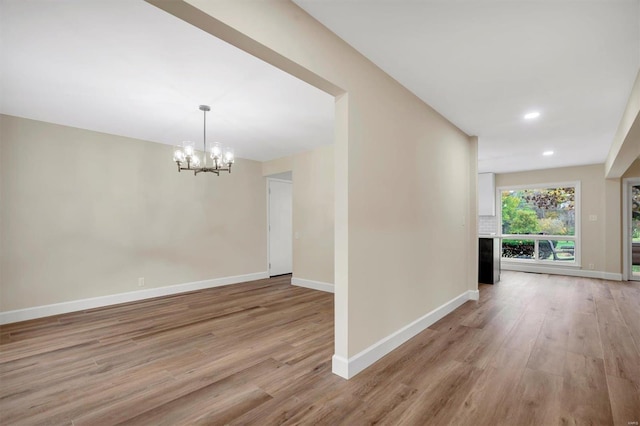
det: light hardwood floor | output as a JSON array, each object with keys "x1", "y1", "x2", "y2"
[{"x1": 1, "y1": 272, "x2": 639, "y2": 425}]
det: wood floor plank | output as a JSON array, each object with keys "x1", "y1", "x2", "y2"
[
  {"x1": 228, "y1": 373, "x2": 343, "y2": 425},
  {"x1": 537, "y1": 310, "x2": 572, "y2": 352},
  {"x1": 610, "y1": 282, "x2": 640, "y2": 354},
  {"x1": 449, "y1": 348, "x2": 529, "y2": 425},
  {"x1": 527, "y1": 343, "x2": 566, "y2": 376},
  {"x1": 2, "y1": 364, "x2": 175, "y2": 425},
  {"x1": 428, "y1": 300, "x2": 479, "y2": 331},
  {"x1": 607, "y1": 375, "x2": 640, "y2": 426},
  {"x1": 597, "y1": 314, "x2": 640, "y2": 384},
  {"x1": 459, "y1": 299, "x2": 503, "y2": 329},
  {"x1": 501, "y1": 309, "x2": 546, "y2": 354},
  {"x1": 510, "y1": 368, "x2": 564, "y2": 426},
  {"x1": 559, "y1": 351, "x2": 613, "y2": 425},
  {"x1": 393, "y1": 359, "x2": 484, "y2": 425},
  {"x1": 337, "y1": 382, "x2": 419, "y2": 425},
  {"x1": 1, "y1": 273, "x2": 638, "y2": 425},
  {"x1": 595, "y1": 297, "x2": 627, "y2": 326},
  {"x1": 571, "y1": 277, "x2": 597, "y2": 313},
  {"x1": 95, "y1": 361, "x2": 277, "y2": 426},
  {"x1": 567, "y1": 311, "x2": 603, "y2": 358}
]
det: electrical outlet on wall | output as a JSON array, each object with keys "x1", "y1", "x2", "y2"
[
  {"x1": 588, "y1": 263, "x2": 595, "y2": 270},
  {"x1": 138, "y1": 277, "x2": 145, "y2": 287}
]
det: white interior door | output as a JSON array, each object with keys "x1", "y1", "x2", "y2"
[{"x1": 268, "y1": 179, "x2": 292, "y2": 276}]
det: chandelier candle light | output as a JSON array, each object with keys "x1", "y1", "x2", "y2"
[{"x1": 172, "y1": 105, "x2": 235, "y2": 175}]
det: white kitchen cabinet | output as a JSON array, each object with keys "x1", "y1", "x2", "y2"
[{"x1": 478, "y1": 173, "x2": 496, "y2": 216}]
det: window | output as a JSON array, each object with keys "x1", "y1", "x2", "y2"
[{"x1": 499, "y1": 182, "x2": 579, "y2": 265}]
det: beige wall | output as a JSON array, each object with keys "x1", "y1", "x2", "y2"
[
  {"x1": 292, "y1": 145, "x2": 334, "y2": 285},
  {"x1": 495, "y1": 164, "x2": 621, "y2": 275},
  {"x1": 0, "y1": 115, "x2": 267, "y2": 311},
  {"x1": 262, "y1": 147, "x2": 335, "y2": 285},
  {"x1": 154, "y1": 0, "x2": 477, "y2": 358},
  {"x1": 262, "y1": 155, "x2": 293, "y2": 177},
  {"x1": 346, "y1": 93, "x2": 474, "y2": 354},
  {"x1": 623, "y1": 157, "x2": 640, "y2": 177}
]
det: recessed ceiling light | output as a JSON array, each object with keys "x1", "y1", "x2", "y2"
[
  {"x1": 524, "y1": 111, "x2": 540, "y2": 120},
  {"x1": 543, "y1": 151, "x2": 554, "y2": 156}
]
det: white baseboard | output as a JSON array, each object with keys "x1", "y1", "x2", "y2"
[
  {"x1": 331, "y1": 354, "x2": 349, "y2": 378},
  {"x1": 602, "y1": 272, "x2": 624, "y2": 281},
  {"x1": 0, "y1": 271, "x2": 269, "y2": 325},
  {"x1": 331, "y1": 289, "x2": 478, "y2": 379},
  {"x1": 291, "y1": 277, "x2": 334, "y2": 293},
  {"x1": 502, "y1": 263, "x2": 622, "y2": 281}
]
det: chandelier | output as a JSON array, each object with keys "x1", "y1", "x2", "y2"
[{"x1": 172, "y1": 105, "x2": 235, "y2": 175}]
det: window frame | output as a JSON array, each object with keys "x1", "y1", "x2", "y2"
[{"x1": 496, "y1": 180, "x2": 581, "y2": 268}]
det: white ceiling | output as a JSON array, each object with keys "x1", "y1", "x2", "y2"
[
  {"x1": 2, "y1": 1, "x2": 638, "y2": 173},
  {"x1": 0, "y1": 0, "x2": 335, "y2": 162},
  {"x1": 295, "y1": 0, "x2": 640, "y2": 173}
]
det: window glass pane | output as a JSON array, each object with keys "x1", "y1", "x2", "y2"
[
  {"x1": 501, "y1": 187, "x2": 575, "y2": 236},
  {"x1": 502, "y1": 239, "x2": 535, "y2": 259},
  {"x1": 538, "y1": 240, "x2": 575, "y2": 262}
]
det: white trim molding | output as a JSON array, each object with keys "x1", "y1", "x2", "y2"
[
  {"x1": 291, "y1": 277, "x2": 334, "y2": 293},
  {"x1": 331, "y1": 289, "x2": 478, "y2": 379},
  {"x1": 502, "y1": 263, "x2": 622, "y2": 281},
  {"x1": 0, "y1": 271, "x2": 269, "y2": 325},
  {"x1": 602, "y1": 272, "x2": 624, "y2": 281},
  {"x1": 622, "y1": 177, "x2": 640, "y2": 281}
]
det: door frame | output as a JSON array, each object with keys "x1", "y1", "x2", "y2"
[
  {"x1": 266, "y1": 177, "x2": 293, "y2": 277},
  {"x1": 622, "y1": 177, "x2": 640, "y2": 281}
]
